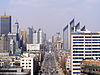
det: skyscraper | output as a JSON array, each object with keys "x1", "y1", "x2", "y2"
[
  {"x1": 13, "y1": 21, "x2": 19, "y2": 34},
  {"x1": 27, "y1": 27, "x2": 33, "y2": 44},
  {"x1": 0, "y1": 15, "x2": 11, "y2": 34}
]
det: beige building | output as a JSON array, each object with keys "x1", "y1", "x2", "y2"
[
  {"x1": 0, "y1": 34, "x2": 10, "y2": 52},
  {"x1": 19, "y1": 29, "x2": 27, "y2": 44},
  {"x1": 81, "y1": 59, "x2": 100, "y2": 75}
]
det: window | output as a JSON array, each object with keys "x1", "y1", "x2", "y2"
[
  {"x1": 85, "y1": 51, "x2": 91, "y2": 53},
  {"x1": 73, "y1": 72, "x2": 80, "y2": 74},
  {"x1": 93, "y1": 54, "x2": 100, "y2": 56},
  {"x1": 92, "y1": 51, "x2": 100, "y2": 53},
  {"x1": 73, "y1": 36, "x2": 83, "y2": 38},
  {"x1": 73, "y1": 57, "x2": 83, "y2": 59},
  {"x1": 73, "y1": 51, "x2": 83, "y2": 53},
  {"x1": 93, "y1": 48, "x2": 100, "y2": 50},
  {"x1": 73, "y1": 39, "x2": 84, "y2": 41},
  {"x1": 85, "y1": 54, "x2": 91, "y2": 56},
  {"x1": 93, "y1": 39, "x2": 100, "y2": 41},
  {"x1": 73, "y1": 54, "x2": 83, "y2": 56},
  {"x1": 73, "y1": 48, "x2": 84, "y2": 50},
  {"x1": 73, "y1": 68, "x2": 80, "y2": 70},
  {"x1": 85, "y1": 36, "x2": 91, "y2": 38},
  {"x1": 85, "y1": 39, "x2": 91, "y2": 41},
  {"x1": 73, "y1": 61, "x2": 81, "y2": 63},
  {"x1": 92, "y1": 36, "x2": 100, "y2": 38},
  {"x1": 85, "y1": 48, "x2": 91, "y2": 50}
]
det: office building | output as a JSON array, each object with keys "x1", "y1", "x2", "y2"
[
  {"x1": 19, "y1": 29, "x2": 27, "y2": 44},
  {"x1": 33, "y1": 30, "x2": 38, "y2": 44},
  {"x1": 0, "y1": 15, "x2": 11, "y2": 34},
  {"x1": 27, "y1": 27, "x2": 33, "y2": 44},
  {"x1": 8, "y1": 33, "x2": 20, "y2": 54},
  {"x1": 0, "y1": 34, "x2": 10, "y2": 51},
  {"x1": 71, "y1": 32, "x2": 100, "y2": 75},
  {"x1": 13, "y1": 21, "x2": 19, "y2": 34}
]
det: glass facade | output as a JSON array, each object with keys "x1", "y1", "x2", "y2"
[{"x1": 0, "y1": 16, "x2": 11, "y2": 34}]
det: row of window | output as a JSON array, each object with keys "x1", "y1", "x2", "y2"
[
  {"x1": 22, "y1": 66, "x2": 31, "y2": 67},
  {"x1": 73, "y1": 42, "x2": 100, "y2": 43},
  {"x1": 73, "y1": 54, "x2": 100, "y2": 56},
  {"x1": 73, "y1": 36, "x2": 100, "y2": 38},
  {"x1": 73, "y1": 72, "x2": 80, "y2": 74},
  {"x1": 73, "y1": 39, "x2": 100, "y2": 41},
  {"x1": 73, "y1": 51, "x2": 100, "y2": 53},
  {"x1": 73, "y1": 61, "x2": 81, "y2": 63},
  {"x1": 73, "y1": 45, "x2": 100, "y2": 47},
  {"x1": 22, "y1": 63, "x2": 31, "y2": 64},
  {"x1": 73, "y1": 48, "x2": 100, "y2": 50}
]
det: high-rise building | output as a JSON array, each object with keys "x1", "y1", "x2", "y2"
[
  {"x1": 71, "y1": 32, "x2": 100, "y2": 75},
  {"x1": 19, "y1": 29, "x2": 27, "y2": 45},
  {"x1": 27, "y1": 27, "x2": 33, "y2": 44},
  {"x1": 0, "y1": 34, "x2": 10, "y2": 51},
  {"x1": 33, "y1": 30, "x2": 38, "y2": 44},
  {"x1": 13, "y1": 21, "x2": 19, "y2": 34},
  {"x1": 0, "y1": 15, "x2": 11, "y2": 34},
  {"x1": 38, "y1": 29, "x2": 43, "y2": 44}
]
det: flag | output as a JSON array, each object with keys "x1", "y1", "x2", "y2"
[
  {"x1": 70, "y1": 18, "x2": 74, "y2": 32},
  {"x1": 81, "y1": 26, "x2": 86, "y2": 31},
  {"x1": 75, "y1": 22, "x2": 80, "y2": 31}
]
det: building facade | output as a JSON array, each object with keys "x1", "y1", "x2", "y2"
[
  {"x1": 0, "y1": 16, "x2": 11, "y2": 34},
  {"x1": 0, "y1": 34, "x2": 10, "y2": 51},
  {"x1": 71, "y1": 32, "x2": 100, "y2": 75},
  {"x1": 20, "y1": 57, "x2": 34, "y2": 75},
  {"x1": 81, "y1": 59, "x2": 100, "y2": 75}
]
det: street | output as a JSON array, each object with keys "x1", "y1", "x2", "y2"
[{"x1": 40, "y1": 51, "x2": 64, "y2": 75}]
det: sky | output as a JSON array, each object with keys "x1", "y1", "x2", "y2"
[{"x1": 0, "y1": 0, "x2": 100, "y2": 39}]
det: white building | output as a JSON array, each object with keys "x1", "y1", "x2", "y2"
[
  {"x1": 20, "y1": 57, "x2": 34, "y2": 75},
  {"x1": 33, "y1": 30, "x2": 38, "y2": 44},
  {"x1": 71, "y1": 32, "x2": 100, "y2": 75},
  {"x1": 27, "y1": 44, "x2": 41, "y2": 51}
]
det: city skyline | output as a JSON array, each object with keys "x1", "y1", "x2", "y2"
[{"x1": 0, "y1": 0, "x2": 100, "y2": 38}]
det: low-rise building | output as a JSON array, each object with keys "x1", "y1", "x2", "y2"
[
  {"x1": 0, "y1": 56, "x2": 30, "y2": 75},
  {"x1": 20, "y1": 57, "x2": 34, "y2": 75},
  {"x1": 81, "y1": 59, "x2": 100, "y2": 75}
]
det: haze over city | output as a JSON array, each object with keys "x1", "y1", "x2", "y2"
[
  {"x1": 0, "y1": 0, "x2": 100, "y2": 75},
  {"x1": 0, "y1": 0, "x2": 100, "y2": 38}
]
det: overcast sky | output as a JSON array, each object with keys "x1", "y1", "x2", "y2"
[{"x1": 0, "y1": 0, "x2": 100, "y2": 39}]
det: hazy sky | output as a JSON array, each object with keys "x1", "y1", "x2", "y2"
[{"x1": 0, "y1": 0, "x2": 100, "y2": 38}]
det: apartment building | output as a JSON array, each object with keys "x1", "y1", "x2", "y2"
[
  {"x1": 81, "y1": 59, "x2": 100, "y2": 75},
  {"x1": 20, "y1": 57, "x2": 34, "y2": 75}
]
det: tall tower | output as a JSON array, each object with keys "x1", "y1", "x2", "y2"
[
  {"x1": 0, "y1": 15, "x2": 11, "y2": 34},
  {"x1": 13, "y1": 20, "x2": 19, "y2": 34},
  {"x1": 27, "y1": 27, "x2": 33, "y2": 44}
]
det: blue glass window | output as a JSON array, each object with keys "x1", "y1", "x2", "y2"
[{"x1": 73, "y1": 54, "x2": 83, "y2": 56}]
